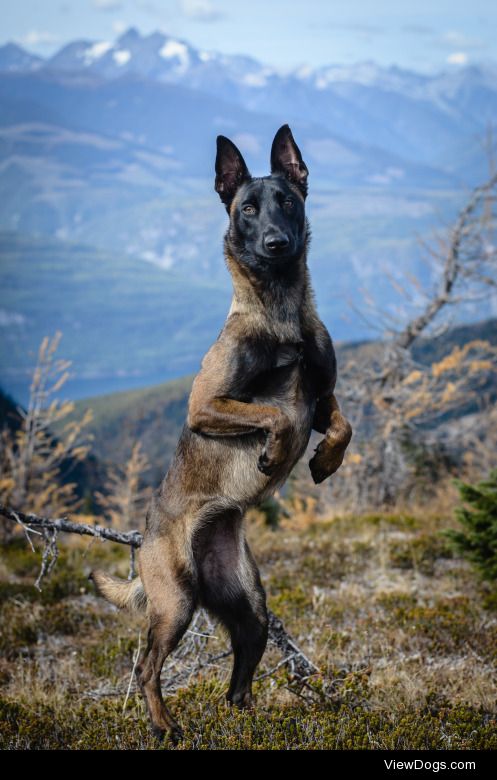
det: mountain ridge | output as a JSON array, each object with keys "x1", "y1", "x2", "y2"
[
  {"x1": 3, "y1": 28, "x2": 496, "y2": 89},
  {"x1": 1, "y1": 27, "x2": 496, "y2": 174},
  {"x1": 1, "y1": 28, "x2": 496, "y2": 402}
]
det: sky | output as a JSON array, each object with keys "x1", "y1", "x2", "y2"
[{"x1": 1, "y1": 0, "x2": 496, "y2": 73}]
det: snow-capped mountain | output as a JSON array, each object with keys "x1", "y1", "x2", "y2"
[
  {"x1": 45, "y1": 27, "x2": 271, "y2": 92},
  {"x1": 1, "y1": 28, "x2": 495, "y2": 173},
  {"x1": 1, "y1": 28, "x2": 496, "y2": 395},
  {"x1": 3, "y1": 27, "x2": 494, "y2": 115},
  {"x1": 0, "y1": 42, "x2": 43, "y2": 72}
]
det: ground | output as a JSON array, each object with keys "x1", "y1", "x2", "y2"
[{"x1": 0, "y1": 506, "x2": 496, "y2": 750}]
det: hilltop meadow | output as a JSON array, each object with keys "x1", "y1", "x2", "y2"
[{"x1": 1, "y1": 500, "x2": 496, "y2": 750}]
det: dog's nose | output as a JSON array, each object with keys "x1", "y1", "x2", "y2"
[{"x1": 264, "y1": 233, "x2": 290, "y2": 253}]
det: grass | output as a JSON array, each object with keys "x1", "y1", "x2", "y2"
[{"x1": 0, "y1": 507, "x2": 496, "y2": 750}]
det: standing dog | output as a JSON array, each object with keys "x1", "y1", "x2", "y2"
[{"x1": 91, "y1": 125, "x2": 352, "y2": 741}]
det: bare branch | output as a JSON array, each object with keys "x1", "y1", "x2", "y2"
[
  {"x1": 0, "y1": 502, "x2": 319, "y2": 687},
  {"x1": 0, "y1": 503, "x2": 142, "y2": 547},
  {"x1": 34, "y1": 527, "x2": 59, "y2": 591},
  {"x1": 394, "y1": 171, "x2": 497, "y2": 351}
]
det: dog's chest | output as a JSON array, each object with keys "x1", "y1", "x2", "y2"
[
  {"x1": 272, "y1": 342, "x2": 304, "y2": 369},
  {"x1": 252, "y1": 340, "x2": 315, "y2": 458},
  {"x1": 248, "y1": 341, "x2": 305, "y2": 398},
  {"x1": 256, "y1": 340, "x2": 310, "y2": 403}
]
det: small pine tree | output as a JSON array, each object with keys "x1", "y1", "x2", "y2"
[
  {"x1": 445, "y1": 469, "x2": 497, "y2": 581},
  {"x1": 95, "y1": 441, "x2": 152, "y2": 530},
  {"x1": 0, "y1": 332, "x2": 92, "y2": 525},
  {"x1": 258, "y1": 496, "x2": 282, "y2": 528}
]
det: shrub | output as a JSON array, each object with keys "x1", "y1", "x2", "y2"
[{"x1": 445, "y1": 469, "x2": 497, "y2": 581}]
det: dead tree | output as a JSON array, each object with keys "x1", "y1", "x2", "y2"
[
  {"x1": 0, "y1": 333, "x2": 93, "y2": 539},
  {"x1": 323, "y1": 171, "x2": 497, "y2": 511},
  {"x1": 95, "y1": 442, "x2": 152, "y2": 532}
]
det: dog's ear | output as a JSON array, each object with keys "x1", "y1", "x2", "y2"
[
  {"x1": 215, "y1": 136, "x2": 251, "y2": 210},
  {"x1": 270, "y1": 124, "x2": 308, "y2": 198}
]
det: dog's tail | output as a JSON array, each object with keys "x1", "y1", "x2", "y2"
[{"x1": 89, "y1": 570, "x2": 148, "y2": 612}]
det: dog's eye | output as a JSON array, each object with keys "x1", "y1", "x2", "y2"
[
  {"x1": 283, "y1": 199, "x2": 294, "y2": 209},
  {"x1": 242, "y1": 204, "x2": 257, "y2": 215}
]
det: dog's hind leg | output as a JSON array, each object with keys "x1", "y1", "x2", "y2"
[
  {"x1": 194, "y1": 511, "x2": 268, "y2": 708},
  {"x1": 135, "y1": 537, "x2": 196, "y2": 742},
  {"x1": 223, "y1": 556, "x2": 268, "y2": 709}
]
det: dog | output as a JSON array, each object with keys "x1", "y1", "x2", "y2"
[{"x1": 90, "y1": 124, "x2": 352, "y2": 741}]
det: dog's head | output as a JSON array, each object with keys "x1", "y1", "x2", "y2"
[{"x1": 215, "y1": 125, "x2": 309, "y2": 277}]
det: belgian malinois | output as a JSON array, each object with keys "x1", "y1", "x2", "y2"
[{"x1": 91, "y1": 124, "x2": 352, "y2": 741}]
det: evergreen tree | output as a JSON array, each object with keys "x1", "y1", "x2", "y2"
[{"x1": 445, "y1": 469, "x2": 497, "y2": 581}]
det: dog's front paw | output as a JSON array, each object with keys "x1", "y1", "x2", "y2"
[
  {"x1": 309, "y1": 438, "x2": 346, "y2": 484},
  {"x1": 257, "y1": 449, "x2": 274, "y2": 476},
  {"x1": 257, "y1": 424, "x2": 290, "y2": 476},
  {"x1": 257, "y1": 446, "x2": 281, "y2": 476}
]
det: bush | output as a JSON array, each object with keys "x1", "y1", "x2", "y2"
[{"x1": 445, "y1": 469, "x2": 497, "y2": 581}]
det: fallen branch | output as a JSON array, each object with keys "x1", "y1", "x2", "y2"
[
  {"x1": 0, "y1": 502, "x2": 320, "y2": 684},
  {"x1": 267, "y1": 611, "x2": 318, "y2": 679},
  {"x1": 0, "y1": 503, "x2": 142, "y2": 547}
]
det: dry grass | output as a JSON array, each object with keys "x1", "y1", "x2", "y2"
[
  {"x1": 248, "y1": 508, "x2": 497, "y2": 713},
  {"x1": 0, "y1": 504, "x2": 496, "y2": 749}
]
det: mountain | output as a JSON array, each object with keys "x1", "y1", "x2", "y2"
[
  {"x1": 0, "y1": 232, "x2": 230, "y2": 404},
  {"x1": 0, "y1": 68, "x2": 454, "y2": 186},
  {"x1": 1, "y1": 29, "x2": 495, "y2": 173},
  {"x1": 0, "y1": 42, "x2": 43, "y2": 73},
  {"x1": 44, "y1": 27, "x2": 275, "y2": 94},
  {"x1": 0, "y1": 29, "x2": 496, "y2": 401},
  {"x1": 0, "y1": 67, "x2": 468, "y2": 353}
]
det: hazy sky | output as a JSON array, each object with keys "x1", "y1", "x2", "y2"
[{"x1": 2, "y1": 0, "x2": 496, "y2": 72}]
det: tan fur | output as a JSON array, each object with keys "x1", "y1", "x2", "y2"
[
  {"x1": 90, "y1": 127, "x2": 352, "y2": 741},
  {"x1": 90, "y1": 570, "x2": 148, "y2": 612}
]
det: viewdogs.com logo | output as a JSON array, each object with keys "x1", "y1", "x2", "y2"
[{"x1": 384, "y1": 760, "x2": 476, "y2": 772}]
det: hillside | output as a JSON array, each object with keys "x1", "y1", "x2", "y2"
[
  {"x1": 0, "y1": 232, "x2": 229, "y2": 403},
  {"x1": 65, "y1": 318, "x2": 497, "y2": 489},
  {"x1": 70, "y1": 374, "x2": 193, "y2": 487}
]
